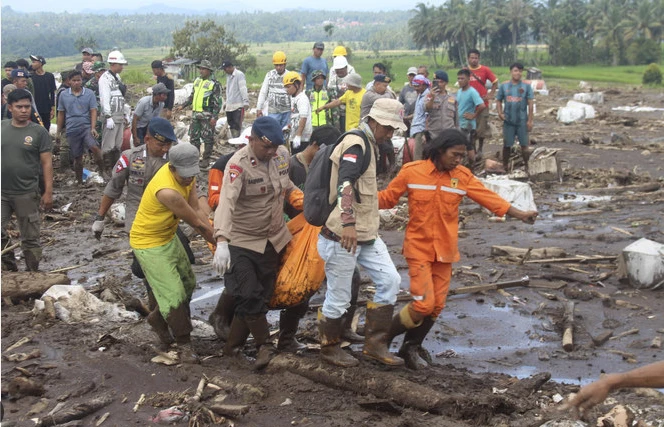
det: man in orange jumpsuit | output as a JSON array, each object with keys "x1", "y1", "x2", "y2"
[{"x1": 378, "y1": 128, "x2": 538, "y2": 369}]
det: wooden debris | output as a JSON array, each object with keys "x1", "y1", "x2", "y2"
[
  {"x1": 1, "y1": 242, "x2": 20, "y2": 255},
  {"x1": 592, "y1": 331, "x2": 613, "y2": 347},
  {"x1": 553, "y1": 209, "x2": 603, "y2": 217},
  {"x1": 562, "y1": 301, "x2": 575, "y2": 352},
  {"x1": 614, "y1": 300, "x2": 642, "y2": 310},
  {"x1": 268, "y1": 354, "x2": 471, "y2": 415},
  {"x1": 525, "y1": 255, "x2": 616, "y2": 264},
  {"x1": 3, "y1": 348, "x2": 41, "y2": 362},
  {"x1": 208, "y1": 404, "x2": 250, "y2": 418},
  {"x1": 43, "y1": 296, "x2": 56, "y2": 319},
  {"x1": 567, "y1": 267, "x2": 591, "y2": 275},
  {"x1": 357, "y1": 399, "x2": 403, "y2": 415},
  {"x1": 651, "y1": 336, "x2": 662, "y2": 349},
  {"x1": 37, "y1": 396, "x2": 114, "y2": 427},
  {"x1": 611, "y1": 226, "x2": 633, "y2": 236},
  {"x1": 491, "y1": 245, "x2": 566, "y2": 260},
  {"x1": 133, "y1": 393, "x2": 146, "y2": 412},
  {"x1": 608, "y1": 350, "x2": 637, "y2": 363},
  {"x1": 610, "y1": 328, "x2": 639, "y2": 341},
  {"x1": 1, "y1": 272, "x2": 69, "y2": 299},
  {"x1": 190, "y1": 377, "x2": 207, "y2": 403},
  {"x1": 95, "y1": 412, "x2": 110, "y2": 426},
  {"x1": 49, "y1": 265, "x2": 82, "y2": 273},
  {"x1": 519, "y1": 247, "x2": 533, "y2": 265},
  {"x1": 4, "y1": 336, "x2": 31, "y2": 353},
  {"x1": 448, "y1": 277, "x2": 530, "y2": 296},
  {"x1": 583, "y1": 182, "x2": 660, "y2": 195}
]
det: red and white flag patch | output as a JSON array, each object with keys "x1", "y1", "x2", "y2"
[
  {"x1": 342, "y1": 153, "x2": 357, "y2": 163},
  {"x1": 115, "y1": 154, "x2": 129, "y2": 173}
]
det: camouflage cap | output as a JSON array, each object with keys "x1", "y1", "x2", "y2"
[
  {"x1": 311, "y1": 70, "x2": 326, "y2": 80},
  {"x1": 92, "y1": 61, "x2": 107, "y2": 72},
  {"x1": 198, "y1": 59, "x2": 214, "y2": 70}
]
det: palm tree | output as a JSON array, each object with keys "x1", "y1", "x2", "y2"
[
  {"x1": 625, "y1": 0, "x2": 661, "y2": 40},
  {"x1": 443, "y1": 0, "x2": 476, "y2": 65},
  {"x1": 409, "y1": 3, "x2": 442, "y2": 67},
  {"x1": 504, "y1": 0, "x2": 532, "y2": 61},
  {"x1": 589, "y1": 0, "x2": 630, "y2": 65}
]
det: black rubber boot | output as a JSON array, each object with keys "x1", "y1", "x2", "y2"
[
  {"x1": 362, "y1": 303, "x2": 404, "y2": 366},
  {"x1": 223, "y1": 315, "x2": 251, "y2": 357},
  {"x1": 277, "y1": 305, "x2": 307, "y2": 353},
  {"x1": 522, "y1": 147, "x2": 532, "y2": 175},
  {"x1": 167, "y1": 303, "x2": 197, "y2": 363},
  {"x1": 208, "y1": 290, "x2": 235, "y2": 341},
  {"x1": 245, "y1": 314, "x2": 276, "y2": 371},
  {"x1": 502, "y1": 147, "x2": 512, "y2": 173},
  {"x1": 23, "y1": 249, "x2": 40, "y2": 272},
  {"x1": 1, "y1": 237, "x2": 18, "y2": 272},
  {"x1": 341, "y1": 268, "x2": 364, "y2": 342},
  {"x1": 318, "y1": 312, "x2": 359, "y2": 367},
  {"x1": 398, "y1": 317, "x2": 436, "y2": 370}
]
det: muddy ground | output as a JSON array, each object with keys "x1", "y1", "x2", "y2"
[{"x1": 2, "y1": 83, "x2": 664, "y2": 427}]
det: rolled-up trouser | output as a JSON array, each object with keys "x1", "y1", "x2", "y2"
[
  {"x1": 224, "y1": 242, "x2": 280, "y2": 318},
  {"x1": 407, "y1": 259, "x2": 452, "y2": 318},
  {"x1": 1, "y1": 191, "x2": 42, "y2": 262},
  {"x1": 132, "y1": 235, "x2": 196, "y2": 322},
  {"x1": 101, "y1": 115, "x2": 125, "y2": 153},
  {"x1": 317, "y1": 235, "x2": 400, "y2": 320}
]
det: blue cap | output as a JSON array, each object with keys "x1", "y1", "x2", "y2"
[
  {"x1": 11, "y1": 69, "x2": 28, "y2": 79},
  {"x1": 373, "y1": 74, "x2": 391, "y2": 83},
  {"x1": 148, "y1": 117, "x2": 177, "y2": 143},
  {"x1": 434, "y1": 70, "x2": 449, "y2": 82},
  {"x1": 252, "y1": 116, "x2": 284, "y2": 146}
]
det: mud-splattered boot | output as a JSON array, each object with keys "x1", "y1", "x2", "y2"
[
  {"x1": 362, "y1": 302, "x2": 404, "y2": 366},
  {"x1": 245, "y1": 314, "x2": 276, "y2": 371},
  {"x1": 398, "y1": 317, "x2": 436, "y2": 370},
  {"x1": 208, "y1": 290, "x2": 235, "y2": 341},
  {"x1": 318, "y1": 310, "x2": 359, "y2": 368}
]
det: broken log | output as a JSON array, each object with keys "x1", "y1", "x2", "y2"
[
  {"x1": 1, "y1": 272, "x2": 69, "y2": 299},
  {"x1": 491, "y1": 246, "x2": 566, "y2": 260},
  {"x1": 610, "y1": 328, "x2": 639, "y2": 341},
  {"x1": 525, "y1": 255, "x2": 616, "y2": 264},
  {"x1": 448, "y1": 277, "x2": 530, "y2": 296},
  {"x1": 268, "y1": 354, "x2": 460, "y2": 414},
  {"x1": 583, "y1": 183, "x2": 660, "y2": 195},
  {"x1": 208, "y1": 404, "x2": 250, "y2": 418},
  {"x1": 37, "y1": 396, "x2": 113, "y2": 427},
  {"x1": 562, "y1": 301, "x2": 575, "y2": 352}
]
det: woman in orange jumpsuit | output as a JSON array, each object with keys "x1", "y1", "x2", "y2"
[{"x1": 378, "y1": 128, "x2": 538, "y2": 369}]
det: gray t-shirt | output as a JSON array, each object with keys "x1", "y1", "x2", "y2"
[
  {"x1": 134, "y1": 95, "x2": 164, "y2": 128},
  {"x1": 57, "y1": 87, "x2": 97, "y2": 133},
  {"x1": 1, "y1": 121, "x2": 52, "y2": 194}
]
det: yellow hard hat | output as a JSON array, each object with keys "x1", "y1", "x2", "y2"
[
  {"x1": 272, "y1": 51, "x2": 287, "y2": 65},
  {"x1": 333, "y1": 46, "x2": 347, "y2": 57},
  {"x1": 282, "y1": 71, "x2": 301, "y2": 86}
]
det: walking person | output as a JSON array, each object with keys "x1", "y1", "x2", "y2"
[
  {"x1": 99, "y1": 50, "x2": 128, "y2": 170},
  {"x1": 256, "y1": 51, "x2": 291, "y2": 128},
  {"x1": 221, "y1": 60, "x2": 249, "y2": 139},
  {"x1": 29, "y1": 55, "x2": 56, "y2": 131},
  {"x1": 379, "y1": 129, "x2": 538, "y2": 369},
  {"x1": 465, "y1": 49, "x2": 498, "y2": 154}
]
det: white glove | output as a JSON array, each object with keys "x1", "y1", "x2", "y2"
[
  {"x1": 292, "y1": 135, "x2": 301, "y2": 149},
  {"x1": 213, "y1": 241, "x2": 231, "y2": 276},
  {"x1": 92, "y1": 219, "x2": 105, "y2": 239},
  {"x1": 105, "y1": 118, "x2": 115, "y2": 129}
]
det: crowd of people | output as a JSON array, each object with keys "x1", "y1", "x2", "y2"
[{"x1": 3, "y1": 44, "x2": 649, "y2": 416}]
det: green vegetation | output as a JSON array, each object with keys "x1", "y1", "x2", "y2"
[{"x1": 642, "y1": 63, "x2": 663, "y2": 85}]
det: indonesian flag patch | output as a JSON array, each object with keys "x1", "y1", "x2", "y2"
[
  {"x1": 115, "y1": 154, "x2": 129, "y2": 173},
  {"x1": 342, "y1": 153, "x2": 357, "y2": 163}
]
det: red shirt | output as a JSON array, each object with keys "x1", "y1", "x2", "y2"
[{"x1": 466, "y1": 65, "x2": 497, "y2": 106}]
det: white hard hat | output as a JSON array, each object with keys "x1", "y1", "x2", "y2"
[
  {"x1": 107, "y1": 50, "x2": 127, "y2": 65},
  {"x1": 333, "y1": 56, "x2": 348, "y2": 70}
]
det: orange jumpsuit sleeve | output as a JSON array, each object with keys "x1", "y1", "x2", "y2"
[
  {"x1": 465, "y1": 174, "x2": 511, "y2": 217},
  {"x1": 207, "y1": 168, "x2": 224, "y2": 211},
  {"x1": 378, "y1": 166, "x2": 409, "y2": 209}
]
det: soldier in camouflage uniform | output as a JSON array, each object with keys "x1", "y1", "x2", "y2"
[
  {"x1": 85, "y1": 61, "x2": 106, "y2": 146},
  {"x1": 178, "y1": 60, "x2": 222, "y2": 168}
]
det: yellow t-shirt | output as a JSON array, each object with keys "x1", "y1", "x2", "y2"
[
  {"x1": 339, "y1": 88, "x2": 366, "y2": 131},
  {"x1": 130, "y1": 163, "x2": 195, "y2": 249}
]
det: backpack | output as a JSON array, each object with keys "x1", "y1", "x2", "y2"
[{"x1": 303, "y1": 129, "x2": 371, "y2": 226}]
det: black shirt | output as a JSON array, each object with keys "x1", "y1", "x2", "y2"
[
  {"x1": 30, "y1": 72, "x2": 56, "y2": 114},
  {"x1": 157, "y1": 74, "x2": 175, "y2": 110}
]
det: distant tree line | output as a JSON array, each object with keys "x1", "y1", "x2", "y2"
[{"x1": 409, "y1": 0, "x2": 663, "y2": 67}]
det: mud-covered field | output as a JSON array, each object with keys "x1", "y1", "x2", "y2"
[{"x1": 2, "y1": 83, "x2": 663, "y2": 427}]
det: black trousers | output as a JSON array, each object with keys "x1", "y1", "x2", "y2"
[{"x1": 225, "y1": 242, "x2": 280, "y2": 317}]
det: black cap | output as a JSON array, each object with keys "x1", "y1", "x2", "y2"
[
  {"x1": 29, "y1": 55, "x2": 46, "y2": 65},
  {"x1": 313, "y1": 41, "x2": 325, "y2": 50},
  {"x1": 373, "y1": 74, "x2": 391, "y2": 83},
  {"x1": 221, "y1": 60, "x2": 233, "y2": 68},
  {"x1": 151, "y1": 60, "x2": 164, "y2": 69}
]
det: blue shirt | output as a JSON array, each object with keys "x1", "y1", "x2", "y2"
[
  {"x1": 301, "y1": 56, "x2": 329, "y2": 90},
  {"x1": 496, "y1": 80, "x2": 534, "y2": 126},
  {"x1": 410, "y1": 88, "x2": 430, "y2": 136},
  {"x1": 57, "y1": 87, "x2": 97, "y2": 133},
  {"x1": 456, "y1": 86, "x2": 484, "y2": 130}
]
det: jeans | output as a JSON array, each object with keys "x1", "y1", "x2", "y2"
[
  {"x1": 317, "y1": 235, "x2": 400, "y2": 319},
  {"x1": 268, "y1": 111, "x2": 291, "y2": 129}
]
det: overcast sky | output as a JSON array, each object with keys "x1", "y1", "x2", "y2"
[{"x1": 4, "y1": 0, "x2": 411, "y2": 13}]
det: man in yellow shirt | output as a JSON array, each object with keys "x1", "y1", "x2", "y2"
[
  {"x1": 130, "y1": 143, "x2": 216, "y2": 363},
  {"x1": 315, "y1": 73, "x2": 366, "y2": 131}
]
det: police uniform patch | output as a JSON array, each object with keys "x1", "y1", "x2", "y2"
[
  {"x1": 115, "y1": 154, "x2": 129, "y2": 173},
  {"x1": 229, "y1": 171, "x2": 239, "y2": 183},
  {"x1": 250, "y1": 158, "x2": 257, "y2": 167},
  {"x1": 451, "y1": 178, "x2": 459, "y2": 189}
]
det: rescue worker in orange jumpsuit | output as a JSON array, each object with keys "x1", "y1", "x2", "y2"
[{"x1": 378, "y1": 128, "x2": 538, "y2": 369}]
